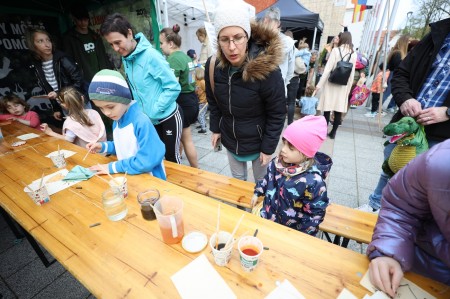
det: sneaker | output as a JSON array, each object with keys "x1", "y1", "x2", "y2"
[
  {"x1": 364, "y1": 112, "x2": 376, "y2": 118},
  {"x1": 356, "y1": 203, "x2": 379, "y2": 214},
  {"x1": 350, "y1": 104, "x2": 357, "y2": 109},
  {"x1": 198, "y1": 129, "x2": 207, "y2": 134},
  {"x1": 380, "y1": 111, "x2": 387, "y2": 116}
]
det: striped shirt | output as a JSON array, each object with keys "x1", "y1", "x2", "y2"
[
  {"x1": 416, "y1": 33, "x2": 450, "y2": 109},
  {"x1": 42, "y1": 60, "x2": 58, "y2": 91}
]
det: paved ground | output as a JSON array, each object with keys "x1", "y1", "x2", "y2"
[{"x1": 0, "y1": 105, "x2": 393, "y2": 298}]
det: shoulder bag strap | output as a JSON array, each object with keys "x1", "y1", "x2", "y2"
[{"x1": 209, "y1": 55, "x2": 218, "y2": 104}]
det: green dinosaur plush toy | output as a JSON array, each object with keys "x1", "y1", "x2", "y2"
[{"x1": 382, "y1": 116, "x2": 428, "y2": 177}]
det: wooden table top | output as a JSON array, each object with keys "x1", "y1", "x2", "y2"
[
  {"x1": 0, "y1": 123, "x2": 448, "y2": 299},
  {"x1": 0, "y1": 120, "x2": 52, "y2": 155}
]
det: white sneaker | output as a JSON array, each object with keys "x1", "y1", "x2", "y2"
[
  {"x1": 364, "y1": 112, "x2": 376, "y2": 118},
  {"x1": 356, "y1": 203, "x2": 379, "y2": 214},
  {"x1": 380, "y1": 111, "x2": 387, "y2": 116}
]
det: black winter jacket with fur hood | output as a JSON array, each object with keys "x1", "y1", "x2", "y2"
[{"x1": 205, "y1": 22, "x2": 286, "y2": 156}]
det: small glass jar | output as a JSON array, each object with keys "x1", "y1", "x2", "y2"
[
  {"x1": 137, "y1": 189, "x2": 160, "y2": 220},
  {"x1": 102, "y1": 188, "x2": 127, "y2": 221}
]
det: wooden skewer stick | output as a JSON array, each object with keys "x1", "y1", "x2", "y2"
[
  {"x1": 38, "y1": 173, "x2": 45, "y2": 189},
  {"x1": 20, "y1": 180, "x2": 34, "y2": 193},
  {"x1": 215, "y1": 203, "x2": 220, "y2": 250},
  {"x1": 224, "y1": 214, "x2": 245, "y2": 249},
  {"x1": 123, "y1": 171, "x2": 128, "y2": 184},
  {"x1": 94, "y1": 174, "x2": 110, "y2": 184}
]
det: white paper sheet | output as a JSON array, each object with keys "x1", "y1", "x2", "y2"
[
  {"x1": 265, "y1": 279, "x2": 305, "y2": 299},
  {"x1": 360, "y1": 270, "x2": 436, "y2": 299},
  {"x1": 336, "y1": 288, "x2": 358, "y2": 299},
  {"x1": 45, "y1": 150, "x2": 77, "y2": 158},
  {"x1": 171, "y1": 254, "x2": 236, "y2": 299},
  {"x1": 23, "y1": 169, "x2": 79, "y2": 195},
  {"x1": 17, "y1": 133, "x2": 40, "y2": 140}
]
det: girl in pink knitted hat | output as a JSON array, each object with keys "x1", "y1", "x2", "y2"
[{"x1": 251, "y1": 115, "x2": 333, "y2": 236}]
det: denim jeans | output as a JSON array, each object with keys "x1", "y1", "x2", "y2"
[
  {"x1": 369, "y1": 139, "x2": 441, "y2": 209},
  {"x1": 382, "y1": 72, "x2": 396, "y2": 109}
]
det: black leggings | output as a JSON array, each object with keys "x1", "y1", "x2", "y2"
[{"x1": 155, "y1": 106, "x2": 183, "y2": 163}]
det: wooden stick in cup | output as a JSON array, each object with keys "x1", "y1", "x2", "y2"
[
  {"x1": 57, "y1": 144, "x2": 60, "y2": 156},
  {"x1": 123, "y1": 171, "x2": 128, "y2": 185},
  {"x1": 224, "y1": 214, "x2": 244, "y2": 249},
  {"x1": 215, "y1": 203, "x2": 220, "y2": 250},
  {"x1": 20, "y1": 180, "x2": 34, "y2": 193},
  {"x1": 38, "y1": 173, "x2": 45, "y2": 189},
  {"x1": 83, "y1": 135, "x2": 102, "y2": 161},
  {"x1": 94, "y1": 174, "x2": 110, "y2": 184}
]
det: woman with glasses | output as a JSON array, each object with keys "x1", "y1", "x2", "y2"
[
  {"x1": 100, "y1": 13, "x2": 183, "y2": 164},
  {"x1": 26, "y1": 28, "x2": 85, "y2": 129},
  {"x1": 205, "y1": 1, "x2": 286, "y2": 182},
  {"x1": 159, "y1": 24, "x2": 199, "y2": 168}
]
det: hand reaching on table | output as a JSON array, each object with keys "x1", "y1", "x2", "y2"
[
  {"x1": 251, "y1": 194, "x2": 259, "y2": 208},
  {"x1": 86, "y1": 142, "x2": 102, "y2": 154},
  {"x1": 369, "y1": 256, "x2": 403, "y2": 298},
  {"x1": 89, "y1": 163, "x2": 109, "y2": 175}
]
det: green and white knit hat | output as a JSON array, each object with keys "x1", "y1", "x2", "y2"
[{"x1": 89, "y1": 69, "x2": 132, "y2": 104}]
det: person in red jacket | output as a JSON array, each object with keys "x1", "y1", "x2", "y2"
[{"x1": 0, "y1": 94, "x2": 41, "y2": 129}]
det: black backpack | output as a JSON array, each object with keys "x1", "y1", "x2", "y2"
[{"x1": 328, "y1": 48, "x2": 353, "y2": 85}]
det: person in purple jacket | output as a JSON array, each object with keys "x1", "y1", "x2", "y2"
[{"x1": 367, "y1": 139, "x2": 450, "y2": 297}]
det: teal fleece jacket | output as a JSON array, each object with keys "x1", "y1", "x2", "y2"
[{"x1": 123, "y1": 33, "x2": 181, "y2": 124}]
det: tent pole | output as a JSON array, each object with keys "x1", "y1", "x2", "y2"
[
  {"x1": 377, "y1": 0, "x2": 400, "y2": 129},
  {"x1": 201, "y1": 0, "x2": 211, "y2": 23},
  {"x1": 312, "y1": 27, "x2": 317, "y2": 51},
  {"x1": 163, "y1": 0, "x2": 169, "y2": 27},
  {"x1": 367, "y1": 0, "x2": 388, "y2": 78},
  {"x1": 363, "y1": 1, "x2": 379, "y2": 54}
]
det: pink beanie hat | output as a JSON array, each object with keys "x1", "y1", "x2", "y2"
[{"x1": 283, "y1": 115, "x2": 327, "y2": 158}]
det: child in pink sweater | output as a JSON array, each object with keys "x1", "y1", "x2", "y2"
[
  {"x1": 40, "y1": 87, "x2": 106, "y2": 148},
  {"x1": 0, "y1": 94, "x2": 41, "y2": 128}
]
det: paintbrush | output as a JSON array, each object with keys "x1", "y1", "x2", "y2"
[
  {"x1": 215, "y1": 203, "x2": 220, "y2": 250},
  {"x1": 224, "y1": 214, "x2": 245, "y2": 249}
]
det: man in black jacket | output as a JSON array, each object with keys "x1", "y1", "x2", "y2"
[
  {"x1": 63, "y1": 5, "x2": 112, "y2": 88},
  {"x1": 360, "y1": 17, "x2": 450, "y2": 213}
]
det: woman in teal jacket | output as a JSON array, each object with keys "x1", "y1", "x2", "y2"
[{"x1": 100, "y1": 13, "x2": 182, "y2": 163}]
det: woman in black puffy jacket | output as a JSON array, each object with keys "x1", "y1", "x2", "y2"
[
  {"x1": 26, "y1": 28, "x2": 84, "y2": 127},
  {"x1": 205, "y1": 1, "x2": 286, "y2": 182}
]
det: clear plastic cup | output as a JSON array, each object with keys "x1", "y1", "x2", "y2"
[
  {"x1": 154, "y1": 196, "x2": 184, "y2": 244},
  {"x1": 102, "y1": 188, "x2": 127, "y2": 221}
]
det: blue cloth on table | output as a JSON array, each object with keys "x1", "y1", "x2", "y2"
[{"x1": 62, "y1": 166, "x2": 95, "y2": 181}]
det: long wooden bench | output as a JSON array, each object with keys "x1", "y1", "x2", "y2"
[{"x1": 164, "y1": 161, "x2": 378, "y2": 247}]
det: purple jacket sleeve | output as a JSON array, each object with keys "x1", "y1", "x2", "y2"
[{"x1": 367, "y1": 141, "x2": 450, "y2": 274}]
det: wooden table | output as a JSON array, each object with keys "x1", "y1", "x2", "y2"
[
  {"x1": 0, "y1": 120, "x2": 52, "y2": 155},
  {"x1": 0, "y1": 125, "x2": 448, "y2": 298}
]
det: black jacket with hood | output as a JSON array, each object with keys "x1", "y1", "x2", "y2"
[
  {"x1": 205, "y1": 22, "x2": 286, "y2": 156},
  {"x1": 390, "y1": 18, "x2": 450, "y2": 142}
]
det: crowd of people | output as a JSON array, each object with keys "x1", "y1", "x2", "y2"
[{"x1": 0, "y1": 2, "x2": 449, "y2": 294}]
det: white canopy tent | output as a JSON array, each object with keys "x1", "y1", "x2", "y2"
[{"x1": 157, "y1": 0, "x2": 256, "y2": 54}]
